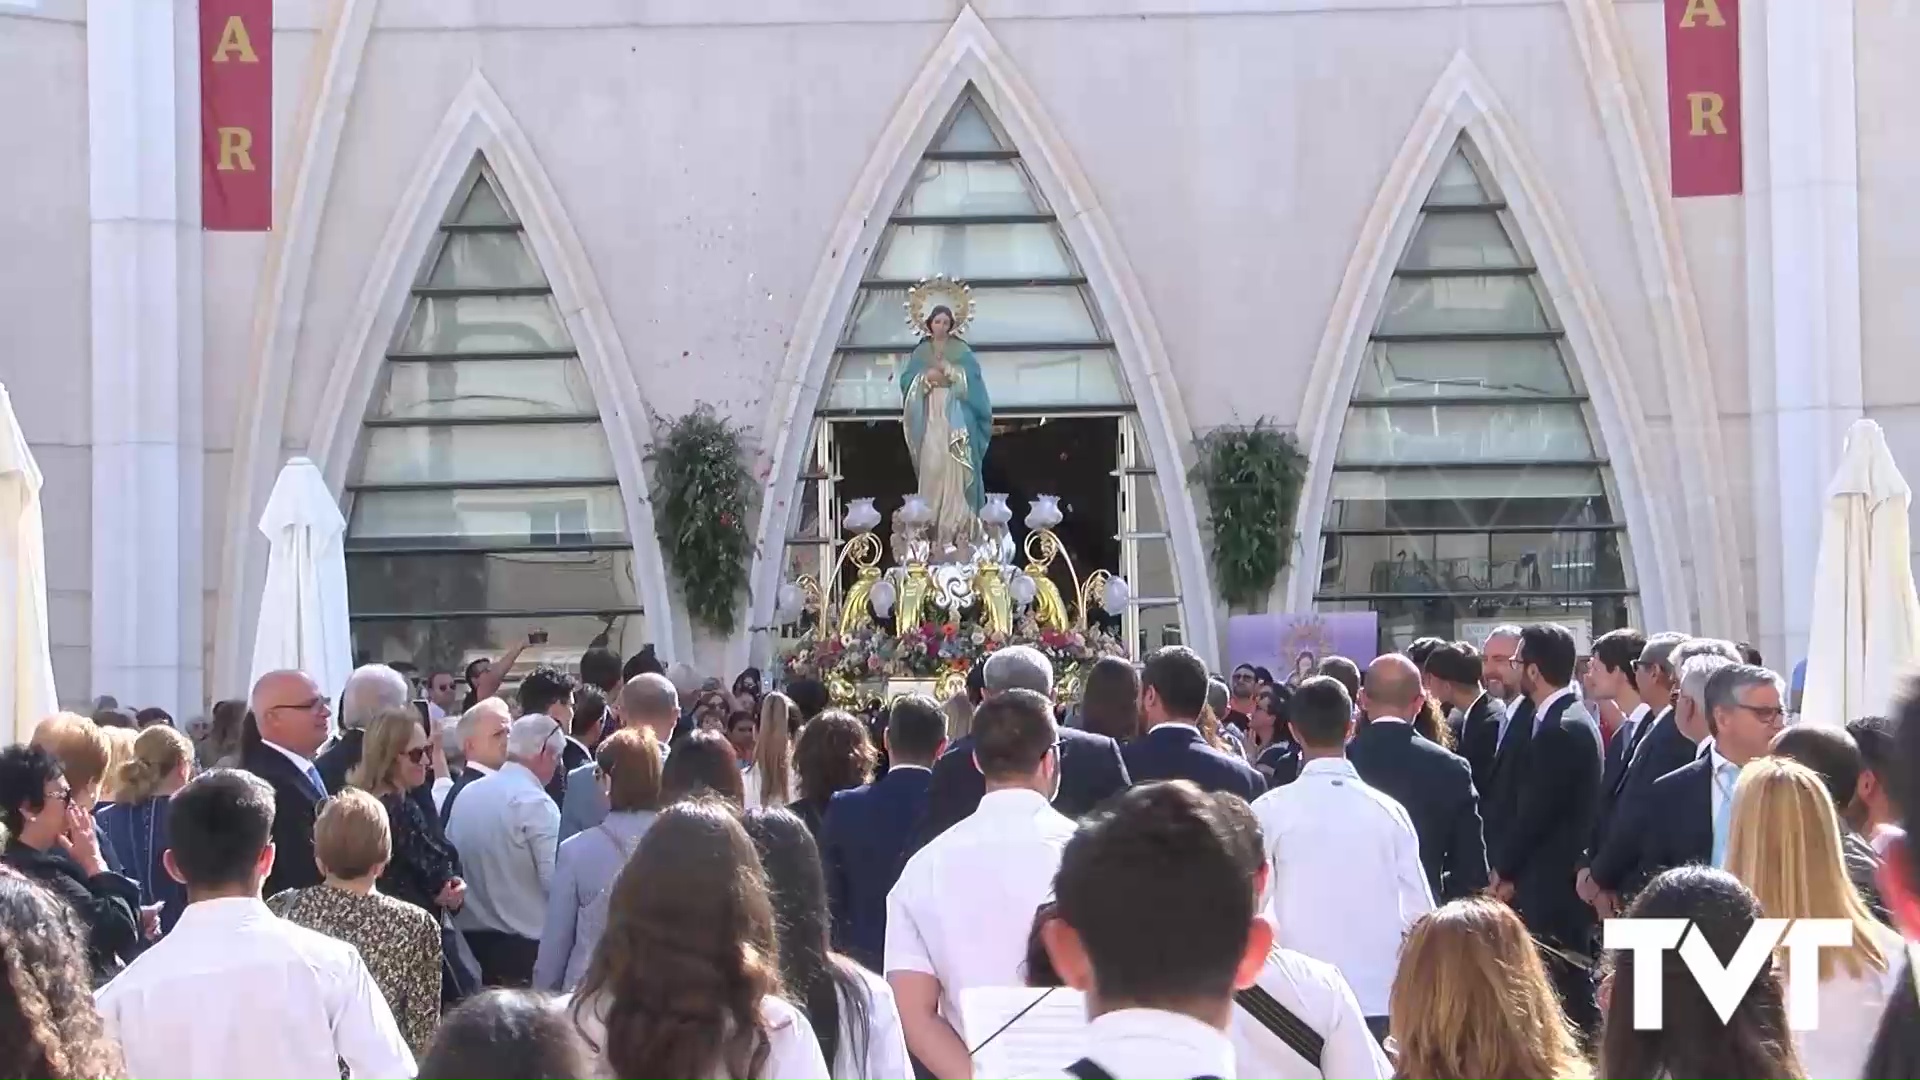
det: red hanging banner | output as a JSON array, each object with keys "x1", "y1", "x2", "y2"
[
  {"x1": 1666, "y1": 0, "x2": 1742, "y2": 197},
  {"x1": 200, "y1": 0, "x2": 272, "y2": 231}
]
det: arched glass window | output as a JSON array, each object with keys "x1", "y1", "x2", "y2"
[
  {"x1": 342, "y1": 157, "x2": 644, "y2": 682},
  {"x1": 782, "y1": 92, "x2": 1182, "y2": 653},
  {"x1": 1315, "y1": 139, "x2": 1636, "y2": 653}
]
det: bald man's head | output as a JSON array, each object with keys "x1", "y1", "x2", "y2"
[
  {"x1": 619, "y1": 672, "x2": 680, "y2": 735},
  {"x1": 249, "y1": 669, "x2": 332, "y2": 758},
  {"x1": 1361, "y1": 654, "x2": 1423, "y2": 717}
]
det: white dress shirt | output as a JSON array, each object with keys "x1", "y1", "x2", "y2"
[
  {"x1": 431, "y1": 760, "x2": 493, "y2": 812},
  {"x1": 262, "y1": 739, "x2": 326, "y2": 795},
  {"x1": 1021, "y1": 1008, "x2": 1237, "y2": 1080},
  {"x1": 1230, "y1": 947, "x2": 1391, "y2": 1079},
  {"x1": 837, "y1": 963, "x2": 914, "y2": 1080},
  {"x1": 567, "y1": 990, "x2": 829, "y2": 1079},
  {"x1": 1250, "y1": 757, "x2": 1433, "y2": 1017},
  {"x1": 1532, "y1": 686, "x2": 1575, "y2": 733},
  {"x1": 885, "y1": 787, "x2": 1076, "y2": 1039},
  {"x1": 95, "y1": 896, "x2": 415, "y2": 1080},
  {"x1": 446, "y1": 760, "x2": 561, "y2": 939}
]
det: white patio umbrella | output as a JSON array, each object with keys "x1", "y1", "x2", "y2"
[
  {"x1": 249, "y1": 457, "x2": 353, "y2": 704},
  {"x1": 1800, "y1": 419, "x2": 1920, "y2": 726},
  {"x1": 0, "y1": 386, "x2": 58, "y2": 743}
]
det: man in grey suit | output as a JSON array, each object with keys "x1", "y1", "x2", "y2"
[{"x1": 559, "y1": 672, "x2": 680, "y2": 840}]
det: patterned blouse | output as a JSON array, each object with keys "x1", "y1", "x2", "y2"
[{"x1": 267, "y1": 883, "x2": 442, "y2": 1053}]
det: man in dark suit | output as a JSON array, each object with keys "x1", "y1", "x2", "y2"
[
  {"x1": 1586, "y1": 637, "x2": 1737, "y2": 912},
  {"x1": 1350, "y1": 654, "x2": 1488, "y2": 900},
  {"x1": 240, "y1": 670, "x2": 335, "y2": 898},
  {"x1": 1590, "y1": 649, "x2": 1778, "y2": 906},
  {"x1": 1490, "y1": 623, "x2": 1604, "y2": 1033},
  {"x1": 1423, "y1": 640, "x2": 1503, "y2": 797},
  {"x1": 1574, "y1": 628, "x2": 1655, "y2": 906},
  {"x1": 915, "y1": 646, "x2": 1129, "y2": 850},
  {"x1": 821, "y1": 694, "x2": 947, "y2": 971},
  {"x1": 1476, "y1": 625, "x2": 1530, "y2": 849},
  {"x1": 1124, "y1": 646, "x2": 1263, "y2": 800}
]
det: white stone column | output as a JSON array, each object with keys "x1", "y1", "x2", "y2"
[
  {"x1": 87, "y1": 0, "x2": 203, "y2": 717},
  {"x1": 1747, "y1": 0, "x2": 1861, "y2": 670}
]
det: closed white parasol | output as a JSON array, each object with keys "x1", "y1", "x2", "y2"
[
  {"x1": 0, "y1": 386, "x2": 57, "y2": 743},
  {"x1": 1800, "y1": 419, "x2": 1920, "y2": 726},
  {"x1": 249, "y1": 457, "x2": 353, "y2": 704}
]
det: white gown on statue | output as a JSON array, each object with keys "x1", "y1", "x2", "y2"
[{"x1": 910, "y1": 375, "x2": 978, "y2": 556}]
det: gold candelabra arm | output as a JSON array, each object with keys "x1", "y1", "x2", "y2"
[
  {"x1": 1026, "y1": 527, "x2": 1088, "y2": 628},
  {"x1": 838, "y1": 566, "x2": 882, "y2": 639},
  {"x1": 1078, "y1": 569, "x2": 1112, "y2": 629},
  {"x1": 812, "y1": 531, "x2": 883, "y2": 641}
]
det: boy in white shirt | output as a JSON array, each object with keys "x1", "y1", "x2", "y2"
[
  {"x1": 1033, "y1": 781, "x2": 1268, "y2": 1080},
  {"x1": 95, "y1": 769, "x2": 414, "y2": 1080}
]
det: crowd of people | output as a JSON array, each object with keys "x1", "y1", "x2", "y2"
[{"x1": 1, "y1": 624, "x2": 1917, "y2": 1079}]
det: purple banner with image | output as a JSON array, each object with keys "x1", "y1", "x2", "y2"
[{"x1": 1226, "y1": 612, "x2": 1380, "y2": 685}]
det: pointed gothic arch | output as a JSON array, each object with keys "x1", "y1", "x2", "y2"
[
  {"x1": 745, "y1": 5, "x2": 1214, "y2": 668},
  {"x1": 1289, "y1": 51, "x2": 1687, "y2": 642},
  {"x1": 303, "y1": 71, "x2": 681, "y2": 667}
]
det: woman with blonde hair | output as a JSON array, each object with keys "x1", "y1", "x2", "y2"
[
  {"x1": 95, "y1": 726, "x2": 137, "y2": 804},
  {"x1": 269, "y1": 789, "x2": 443, "y2": 1053},
  {"x1": 1389, "y1": 897, "x2": 1589, "y2": 1080},
  {"x1": 94, "y1": 725, "x2": 194, "y2": 934},
  {"x1": 1726, "y1": 756, "x2": 1899, "y2": 1079},
  {"x1": 346, "y1": 707, "x2": 465, "y2": 918},
  {"x1": 745, "y1": 691, "x2": 800, "y2": 811}
]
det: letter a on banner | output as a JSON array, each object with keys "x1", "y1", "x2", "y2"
[
  {"x1": 200, "y1": 0, "x2": 273, "y2": 230},
  {"x1": 1666, "y1": 0, "x2": 1742, "y2": 196}
]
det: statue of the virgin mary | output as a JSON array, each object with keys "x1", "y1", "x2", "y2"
[{"x1": 899, "y1": 278, "x2": 991, "y2": 554}]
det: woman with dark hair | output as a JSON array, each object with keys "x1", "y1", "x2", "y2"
[
  {"x1": 792, "y1": 711, "x2": 876, "y2": 840},
  {"x1": 1598, "y1": 865, "x2": 1802, "y2": 1079},
  {"x1": 418, "y1": 989, "x2": 591, "y2": 1079},
  {"x1": 743, "y1": 807, "x2": 909, "y2": 1079},
  {"x1": 0, "y1": 867, "x2": 124, "y2": 1078},
  {"x1": 1252, "y1": 683, "x2": 1302, "y2": 787},
  {"x1": 735, "y1": 667, "x2": 766, "y2": 712},
  {"x1": 568, "y1": 800, "x2": 829, "y2": 1077},
  {"x1": 1075, "y1": 656, "x2": 1139, "y2": 743},
  {"x1": 346, "y1": 707, "x2": 465, "y2": 918},
  {"x1": 205, "y1": 697, "x2": 249, "y2": 767},
  {"x1": 661, "y1": 729, "x2": 746, "y2": 806},
  {"x1": 0, "y1": 745, "x2": 140, "y2": 982}
]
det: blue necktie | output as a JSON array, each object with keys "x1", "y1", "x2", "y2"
[
  {"x1": 305, "y1": 764, "x2": 328, "y2": 799},
  {"x1": 1710, "y1": 761, "x2": 1739, "y2": 867}
]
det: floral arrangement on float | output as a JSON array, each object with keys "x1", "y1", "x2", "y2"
[{"x1": 773, "y1": 489, "x2": 1133, "y2": 708}]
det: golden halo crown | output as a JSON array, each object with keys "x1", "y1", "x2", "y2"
[{"x1": 904, "y1": 275, "x2": 975, "y2": 339}]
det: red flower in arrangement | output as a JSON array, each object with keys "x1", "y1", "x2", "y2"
[
  {"x1": 718, "y1": 511, "x2": 736, "y2": 527},
  {"x1": 943, "y1": 622, "x2": 959, "y2": 636}
]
